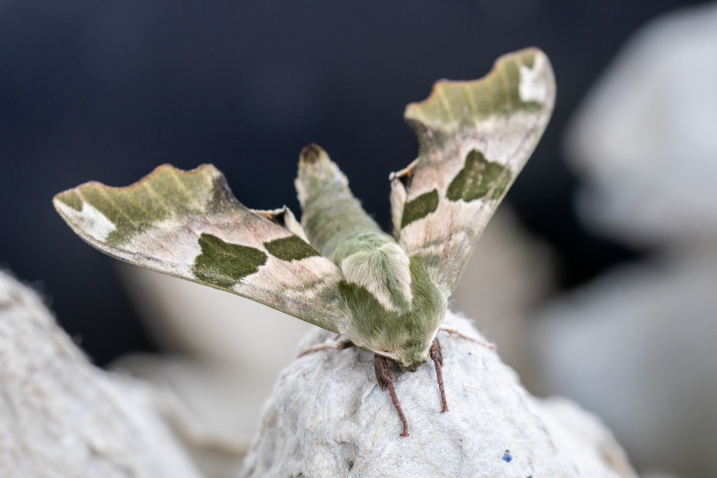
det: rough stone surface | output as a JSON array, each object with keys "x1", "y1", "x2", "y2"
[
  {"x1": 241, "y1": 312, "x2": 636, "y2": 478},
  {"x1": 0, "y1": 271, "x2": 202, "y2": 478}
]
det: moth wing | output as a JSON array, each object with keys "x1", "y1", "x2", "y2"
[
  {"x1": 54, "y1": 164, "x2": 349, "y2": 333},
  {"x1": 392, "y1": 48, "x2": 555, "y2": 297}
]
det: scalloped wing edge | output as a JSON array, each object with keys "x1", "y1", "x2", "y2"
[
  {"x1": 393, "y1": 48, "x2": 555, "y2": 295},
  {"x1": 54, "y1": 164, "x2": 349, "y2": 332}
]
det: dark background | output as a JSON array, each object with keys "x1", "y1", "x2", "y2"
[{"x1": 0, "y1": 0, "x2": 705, "y2": 365}]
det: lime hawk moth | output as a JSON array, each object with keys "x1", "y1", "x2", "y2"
[{"x1": 54, "y1": 48, "x2": 555, "y2": 437}]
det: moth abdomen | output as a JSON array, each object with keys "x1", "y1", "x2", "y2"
[{"x1": 295, "y1": 144, "x2": 382, "y2": 260}]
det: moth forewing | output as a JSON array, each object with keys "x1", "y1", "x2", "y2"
[
  {"x1": 53, "y1": 164, "x2": 350, "y2": 333},
  {"x1": 394, "y1": 48, "x2": 556, "y2": 296}
]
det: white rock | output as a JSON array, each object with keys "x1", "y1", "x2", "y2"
[
  {"x1": 240, "y1": 312, "x2": 636, "y2": 478},
  {"x1": 112, "y1": 354, "x2": 255, "y2": 478},
  {"x1": 0, "y1": 271, "x2": 202, "y2": 478}
]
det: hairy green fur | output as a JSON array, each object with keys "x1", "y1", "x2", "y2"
[
  {"x1": 296, "y1": 144, "x2": 447, "y2": 369},
  {"x1": 296, "y1": 144, "x2": 382, "y2": 260},
  {"x1": 339, "y1": 257, "x2": 446, "y2": 370}
]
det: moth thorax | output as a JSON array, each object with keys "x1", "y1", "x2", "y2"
[{"x1": 340, "y1": 243, "x2": 413, "y2": 312}]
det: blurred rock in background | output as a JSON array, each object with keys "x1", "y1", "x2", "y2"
[
  {"x1": 531, "y1": 4, "x2": 717, "y2": 478},
  {"x1": 114, "y1": 263, "x2": 313, "y2": 477},
  {"x1": 451, "y1": 207, "x2": 555, "y2": 388},
  {"x1": 0, "y1": 270, "x2": 203, "y2": 478}
]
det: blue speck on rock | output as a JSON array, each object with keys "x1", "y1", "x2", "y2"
[{"x1": 502, "y1": 450, "x2": 512, "y2": 463}]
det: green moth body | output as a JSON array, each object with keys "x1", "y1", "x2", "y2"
[
  {"x1": 297, "y1": 144, "x2": 446, "y2": 369},
  {"x1": 54, "y1": 48, "x2": 555, "y2": 373}
]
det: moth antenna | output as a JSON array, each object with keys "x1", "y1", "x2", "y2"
[
  {"x1": 297, "y1": 336, "x2": 354, "y2": 358},
  {"x1": 439, "y1": 325, "x2": 496, "y2": 350}
]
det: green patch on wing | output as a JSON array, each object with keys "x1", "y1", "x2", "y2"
[
  {"x1": 401, "y1": 189, "x2": 439, "y2": 228},
  {"x1": 404, "y1": 49, "x2": 541, "y2": 144},
  {"x1": 446, "y1": 150, "x2": 511, "y2": 202},
  {"x1": 193, "y1": 233, "x2": 267, "y2": 289},
  {"x1": 264, "y1": 235, "x2": 321, "y2": 262},
  {"x1": 55, "y1": 164, "x2": 230, "y2": 247}
]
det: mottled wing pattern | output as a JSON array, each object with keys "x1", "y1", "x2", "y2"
[
  {"x1": 391, "y1": 48, "x2": 555, "y2": 297},
  {"x1": 54, "y1": 165, "x2": 348, "y2": 332}
]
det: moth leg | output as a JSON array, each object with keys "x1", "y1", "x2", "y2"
[
  {"x1": 439, "y1": 325, "x2": 496, "y2": 350},
  {"x1": 374, "y1": 354, "x2": 409, "y2": 437},
  {"x1": 429, "y1": 338, "x2": 448, "y2": 413},
  {"x1": 297, "y1": 335, "x2": 354, "y2": 358}
]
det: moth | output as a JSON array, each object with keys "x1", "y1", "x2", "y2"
[{"x1": 54, "y1": 48, "x2": 555, "y2": 437}]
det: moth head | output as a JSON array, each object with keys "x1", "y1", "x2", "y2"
[{"x1": 392, "y1": 338, "x2": 436, "y2": 372}]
